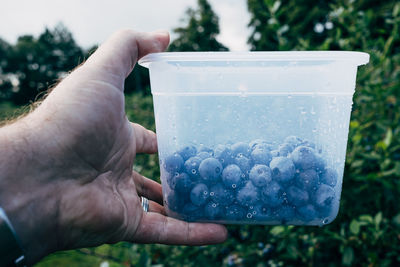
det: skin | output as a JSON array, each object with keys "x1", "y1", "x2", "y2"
[{"x1": 0, "y1": 30, "x2": 227, "y2": 265}]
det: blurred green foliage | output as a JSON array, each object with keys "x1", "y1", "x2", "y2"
[{"x1": 1, "y1": 0, "x2": 400, "y2": 266}]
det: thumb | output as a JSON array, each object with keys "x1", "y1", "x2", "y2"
[{"x1": 84, "y1": 29, "x2": 169, "y2": 81}]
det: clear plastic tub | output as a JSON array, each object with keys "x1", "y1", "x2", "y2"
[{"x1": 139, "y1": 51, "x2": 369, "y2": 226}]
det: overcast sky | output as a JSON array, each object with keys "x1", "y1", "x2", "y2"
[{"x1": 0, "y1": 0, "x2": 251, "y2": 51}]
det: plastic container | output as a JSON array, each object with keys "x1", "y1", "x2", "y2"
[{"x1": 139, "y1": 51, "x2": 369, "y2": 226}]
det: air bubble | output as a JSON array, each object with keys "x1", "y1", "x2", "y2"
[
  {"x1": 246, "y1": 213, "x2": 253, "y2": 219},
  {"x1": 192, "y1": 169, "x2": 196, "y2": 174},
  {"x1": 210, "y1": 192, "x2": 215, "y2": 196},
  {"x1": 232, "y1": 184, "x2": 237, "y2": 189},
  {"x1": 212, "y1": 203, "x2": 217, "y2": 208}
]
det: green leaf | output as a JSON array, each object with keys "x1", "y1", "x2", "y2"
[
  {"x1": 342, "y1": 247, "x2": 354, "y2": 266},
  {"x1": 350, "y1": 220, "x2": 360, "y2": 235}
]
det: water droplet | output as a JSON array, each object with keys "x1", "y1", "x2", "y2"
[
  {"x1": 246, "y1": 213, "x2": 253, "y2": 219},
  {"x1": 210, "y1": 192, "x2": 215, "y2": 196},
  {"x1": 322, "y1": 218, "x2": 329, "y2": 224},
  {"x1": 252, "y1": 211, "x2": 257, "y2": 215},
  {"x1": 212, "y1": 203, "x2": 217, "y2": 208},
  {"x1": 192, "y1": 169, "x2": 196, "y2": 174},
  {"x1": 204, "y1": 191, "x2": 208, "y2": 195},
  {"x1": 232, "y1": 184, "x2": 237, "y2": 189}
]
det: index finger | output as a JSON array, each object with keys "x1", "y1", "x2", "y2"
[{"x1": 129, "y1": 212, "x2": 227, "y2": 245}]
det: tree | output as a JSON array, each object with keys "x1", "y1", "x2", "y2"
[
  {"x1": 0, "y1": 38, "x2": 13, "y2": 101},
  {"x1": 168, "y1": 0, "x2": 228, "y2": 51},
  {"x1": 4, "y1": 23, "x2": 84, "y2": 105}
]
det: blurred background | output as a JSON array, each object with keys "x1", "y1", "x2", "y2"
[{"x1": 0, "y1": 0, "x2": 399, "y2": 266}]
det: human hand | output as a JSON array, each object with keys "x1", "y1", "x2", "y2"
[{"x1": 0, "y1": 30, "x2": 227, "y2": 265}]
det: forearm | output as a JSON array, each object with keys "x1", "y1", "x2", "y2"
[{"x1": 0, "y1": 118, "x2": 59, "y2": 265}]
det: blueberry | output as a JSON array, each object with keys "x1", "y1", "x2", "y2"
[
  {"x1": 231, "y1": 142, "x2": 251, "y2": 157},
  {"x1": 276, "y1": 205, "x2": 296, "y2": 224},
  {"x1": 190, "y1": 183, "x2": 209, "y2": 206},
  {"x1": 164, "y1": 153, "x2": 184, "y2": 173},
  {"x1": 251, "y1": 148, "x2": 272, "y2": 165},
  {"x1": 295, "y1": 169, "x2": 319, "y2": 191},
  {"x1": 199, "y1": 158, "x2": 223, "y2": 183},
  {"x1": 182, "y1": 203, "x2": 204, "y2": 221},
  {"x1": 222, "y1": 164, "x2": 243, "y2": 189},
  {"x1": 291, "y1": 146, "x2": 317, "y2": 170},
  {"x1": 184, "y1": 156, "x2": 202, "y2": 178},
  {"x1": 252, "y1": 205, "x2": 272, "y2": 221},
  {"x1": 284, "y1": 136, "x2": 303, "y2": 147},
  {"x1": 236, "y1": 182, "x2": 259, "y2": 207},
  {"x1": 175, "y1": 173, "x2": 193, "y2": 194},
  {"x1": 249, "y1": 139, "x2": 268, "y2": 150},
  {"x1": 209, "y1": 183, "x2": 235, "y2": 205},
  {"x1": 166, "y1": 191, "x2": 185, "y2": 212},
  {"x1": 178, "y1": 145, "x2": 197, "y2": 161},
  {"x1": 214, "y1": 144, "x2": 234, "y2": 167},
  {"x1": 225, "y1": 205, "x2": 247, "y2": 220},
  {"x1": 314, "y1": 184, "x2": 335, "y2": 208},
  {"x1": 297, "y1": 204, "x2": 318, "y2": 221},
  {"x1": 278, "y1": 143, "x2": 295, "y2": 157},
  {"x1": 260, "y1": 181, "x2": 284, "y2": 207},
  {"x1": 234, "y1": 155, "x2": 252, "y2": 175},
  {"x1": 320, "y1": 167, "x2": 338, "y2": 187},
  {"x1": 204, "y1": 202, "x2": 223, "y2": 219},
  {"x1": 270, "y1": 157, "x2": 295, "y2": 183},
  {"x1": 249, "y1": 164, "x2": 272, "y2": 187},
  {"x1": 286, "y1": 186, "x2": 309, "y2": 206},
  {"x1": 197, "y1": 151, "x2": 212, "y2": 160}
]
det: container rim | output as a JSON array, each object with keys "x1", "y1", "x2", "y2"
[{"x1": 139, "y1": 51, "x2": 369, "y2": 67}]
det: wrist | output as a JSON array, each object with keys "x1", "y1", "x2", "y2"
[{"x1": 0, "y1": 117, "x2": 60, "y2": 265}]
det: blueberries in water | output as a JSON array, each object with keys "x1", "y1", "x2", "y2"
[
  {"x1": 164, "y1": 153, "x2": 184, "y2": 173},
  {"x1": 184, "y1": 156, "x2": 202, "y2": 178},
  {"x1": 175, "y1": 173, "x2": 193, "y2": 194},
  {"x1": 261, "y1": 181, "x2": 284, "y2": 207},
  {"x1": 236, "y1": 182, "x2": 259, "y2": 206},
  {"x1": 163, "y1": 136, "x2": 340, "y2": 224},
  {"x1": 225, "y1": 205, "x2": 247, "y2": 220},
  {"x1": 249, "y1": 164, "x2": 272, "y2": 187},
  {"x1": 231, "y1": 142, "x2": 251, "y2": 157},
  {"x1": 214, "y1": 144, "x2": 234, "y2": 167},
  {"x1": 222, "y1": 164, "x2": 243, "y2": 189},
  {"x1": 204, "y1": 202, "x2": 223, "y2": 219},
  {"x1": 286, "y1": 186, "x2": 309, "y2": 206},
  {"x1": 270, "y1": 157, "x2": 295, "y2": 183},
  {"x1": 178, "y1": 145, "x2": 197, "y2": 161},
  {"x1": 295, "y1": 169, "x2": 319, "y2": 191},
  {"x1": 291, "y1": 146, "x2": 317, "y2": 170},
  {"x1": 190, "y1": 183, "x2": 209, "y2": 206},
  {"x1": 234, "y1": 155, "x2": 252, "y2": 175},
  {"x1": 314, "y1": 184, "x2": 335, "y2": 208},
  {"x1": 251, "y1": 148, "x2": 272, "y2": 165},
  {"x1": 297, "y1": 204, "x2": 318, "y2": 222},
  {"x1": 320, "y1": 167, "x2": 338, "y2": 187},
  {"x1": 199, "y1": 158, "x2": 223, "y2": 183},
  {"x1": 210, "y1": 183, "x2": 235, "y2": 205}
]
